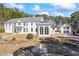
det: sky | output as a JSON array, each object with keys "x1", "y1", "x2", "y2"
[{"x1": 3, "y1": 3, "x2": 79, "y2": 17}]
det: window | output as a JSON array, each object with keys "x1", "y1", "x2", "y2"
[
  {"x1": 36, "y1": 23, "x2": 37, "y2": 25},
  {"x1": 26, "y1": 28, "x2": 28, "y2": 32},
  {"x1": 67, "y1": 27, "x2": 69, "y2": 29},
  {"x1": 23, "y1": 28, "x2": 28, "y2": 32},
  {"x1": 36, "y1": 28, "x2": 37, "y2": 32},
  {"x1": 45, "y1": 27, "x2": 49, "y2": 35},
  {"x1": 6, "y1": 23, "x2": 7, "y2": 26},
  {"x1": 64, "y1": 31, "x2": 69, "y2": 34},
  {"x1": 31, "y1": 28, "x2": 33, "y2": 32},
  {"x1": 24, "y1": 22, "x2": 26, "y2": 26},
  {"x1": 9, "y1": 23, "x2": 11, "y2": 26},
  {"x1": 18, "y1": 22, "x2": 21, "y2": 25},
  {"x1": 64, "y1": 27, "x2": 66, "y2": 29},
  {"x1": 31, "y1": 23, "x2": 33, "y2": 26},
  {"x1": 14, "y1": 23, "x2": 16, "y2": 26},
  {"x1": 23, "y1": 28, "x2": 26, "y2": 32},
  {"x1": 64, "y1": 26, "x2": 69, "y2": 29},
  {"x1": 40, "y1": 27, "x2": 43, "y2": 35}
]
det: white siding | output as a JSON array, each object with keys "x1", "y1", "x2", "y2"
[
  {"x1": 4, "y1": 23, "x2": 13, "y2": 33},
  {"x1": 38, "y1": 26, "x2": 52, "y2": 37},
  {"x1": 60, "y1": 24, "x2": 72, "y2": 35}
]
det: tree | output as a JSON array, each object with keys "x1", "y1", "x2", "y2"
[
  {"x1": 0, "y1": 4, "x2": 33, "y2": 23},
  {"x1": 70, "y1": 10, "x2": 79, "y2": 32},
  {"x1": 0, "y1": 4, "x2": 5, "y2": 21},
  {"x1": 50, "y1": 16, "x2": 71, "y2": 25},
  {"x1": 35, "y1": 14, "x2": 49, "y2": 20}
]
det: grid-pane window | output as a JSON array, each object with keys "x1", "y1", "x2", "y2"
[
  {"x1": 31, "y1": 23, "x2": 33, "y2": 26},
  {"x1": 24, "y1": 22, "x2": 25, "y2": 26},
  {"x1": 23, "y1": 28, "x2": 25, "y2": 32},
  {"x1": 6, "y1": 23, "x2": 7, "y2": 26},
  {"x1": 64, "y1": 26, "x2": 69, "y2": 29},
  {"x1": 45, "y1": 27, "x2": 49, "y2": 35},
  {"x1": 40, "y1": 27, "x2": 43, "y2": 35},
  {"x1": 9, "y1": 23, "x2": 11, "y2": 26},
  {"x1": 14, "y1": 23, "x2": 16, "y2": 26},
  {"x1": 31, "y1": 28, "x2": 33, "y2": 32},
  {"x1": 24, "y1": 28, "x2": 28, "y2": 32}
]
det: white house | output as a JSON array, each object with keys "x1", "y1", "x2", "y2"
[
  {"x1": 4, "y1": 17, "x2": 53, "y2": 37},
  {"x1": 59, "y1": 24, "x2": 72, "y2": 35}
]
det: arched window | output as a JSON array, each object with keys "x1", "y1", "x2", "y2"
[
  {"x1": 40, "y1": 27, "x2": 43, "y2": 34},
  {"x1": 45, "y1": 27, "x2": 49, "y2": 35}
]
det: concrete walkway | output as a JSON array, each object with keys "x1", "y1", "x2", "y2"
[{"x1": 1, "y1": 33, "x2": 17, "y2": 39}]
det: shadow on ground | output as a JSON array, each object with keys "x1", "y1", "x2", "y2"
[{"x1": 13, "y1": 37, "x2": 79, "y2": 56}]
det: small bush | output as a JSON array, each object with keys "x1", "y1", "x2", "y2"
[
  {"x1": 26, "y1": 33, "x2": 33, "y2": 39},
  {"x1": 0, "y1": 28, "x2": 5, "y2": 33},
  {"x1": 12, "y1": 38, "x2": 16, "y2": 41}
]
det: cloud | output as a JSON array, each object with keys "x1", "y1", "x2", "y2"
[
  {"x1": 4, "y1": 3, "x2": 24, "y2": 11},
  {"x1": 32, "y1": 5, "x2": 40, "y2": 11},
  {"x1": 52, "y1": 3, "x2": 76, "y2": 9},
  {"x1": 52, "y1": 12, "x2": 64, "y2": 16},
  {"x1": 36, "y1": 11, "x2": 49, "y2": 15}
]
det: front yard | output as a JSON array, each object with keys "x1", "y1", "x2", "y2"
[
  {"x1": 0, "y1": 33, "x2": 40, "y2": 55},
  {"x1": 0, "y1": 32, "x2": 72, "y2": 55}
]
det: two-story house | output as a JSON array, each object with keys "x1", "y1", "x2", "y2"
[{"x1": 4, "y1": 17, "x2": 53, "y2": 37}]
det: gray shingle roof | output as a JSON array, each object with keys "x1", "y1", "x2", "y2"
[{"x1": 5, "y1": 17, "x2": 43, "y2": 23}]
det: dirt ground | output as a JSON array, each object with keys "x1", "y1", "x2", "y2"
[
  {"x1": 0, "y1": 33, "x2": 40, "y2": 56},
  {"x1": 0, "y1": 33, "x2": 69, "y2": 56}
]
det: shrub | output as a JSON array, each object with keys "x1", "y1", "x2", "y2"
[
  {"x1": 0, "y1": 28, "x2": 5, "y2": 33},
  {"x1": 12, "y1": 38, "x2": 16, "y2": 41},
  {"x1": 26, "y1": 33, "x2": 33, "y2": 39}
]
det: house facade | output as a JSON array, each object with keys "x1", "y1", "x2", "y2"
[
  {"x1": 59, "y1": 24, "x2": 72, "y2": 35},
  {"x1": 4, "y1": 17, "x2": 53, "y2": 37}
]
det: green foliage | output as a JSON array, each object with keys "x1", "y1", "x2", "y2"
[
  {"x1": 35, "y1": 14, "x2": 49, "y2": 20},
  {"x1": 0, "y1": 28, "x2": 4, "y2": 33},
  {"x1": 49, "y1": 16, "x2": 71, "y2": 25},
  {"x1": 26, "y1": 33, "x2": 33, "y2": 39},
  {"x1": 70, "y1": 10, "x2": 79, "y2": 32},
  {"x1": 0, "y1": 4, "x2": 33, "y2": 22}
]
